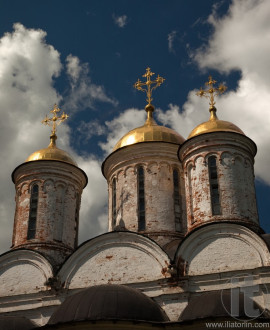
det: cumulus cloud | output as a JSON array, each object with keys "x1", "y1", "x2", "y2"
[
  {"x1": 99, "y1": 108, "x2": 146, "y2": 154},
  {"x1": 156, "y1": 92, "x2": 208, "y2": 139},
  {"x1": 160, "y1": 0, "x2": 270, "y2": 185},
  {"x1": 76, "y1": 120, "x2": 105, "y2": 145},
  {"x1": 112, "y1": 14, "x2": 128, "y2": 28},
  {"x1": 0, "y1": 24, "x2": 113, "y2": 254},
  {"x1": 0, "y1": 23, "x2": 62, "y2": 253},
  {"x1": 194, "y1": 0, "x2": 270, "y2": 82},
  {"x1": 66, "y1": 54, "x2": 82, "y2": 85},
  {"x1": 168, "y1": 30, "x2": 177, "y2": 54},
  {"x1": 64, "y1": 54, "x2": 117, "y2": 112},
  {"x1": 193, "y1": 0, "x2": 270, "y2": 185},
  {"x1": 76, "y1": 156, "x2": 108, "y2": 242}
]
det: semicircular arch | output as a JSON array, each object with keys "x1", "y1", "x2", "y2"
[
  {"x1": 0, "y1": 249, "x2": 53, "y2": 296},
  {"x1": 175, "y1": 224, "x2": 270, "y2": 276},
  {"x1": 59, "y1": 231, "x2": 171, "y2": 289}
]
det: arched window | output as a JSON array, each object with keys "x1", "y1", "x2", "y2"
[
  {"x1": 208, "y1": 156, "x2": 221, "y2": 215},
  {"x1": 74, "y1": 192, "x2": 80, "y2": 247},
  {"x1": 187, "y1": 165, "x2": 194, "y2": 223},
  {"x1": 53, "y1": 184, "x2": 65, "y2": 242},
  {"x1": 27, "y1": 184, "x2": 39, "y2": 240},
  {"x1": 173, "y1": 169, "x2": 181, "y2": 231},
  {"x1": 112, "y1": 178, "x2": 117, "y2": 228},
  {"x1": 137, "y1": 166, "x2": 145, "y2": 231}
]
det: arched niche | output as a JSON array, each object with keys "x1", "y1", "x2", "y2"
[
  {"x1": 175, "y1": 223, "x2": 270, "y2": 276},
  {"x1": 0, "y1": 249, "x2": 53, "y2": 296},
  {"x1": 58, "y1": 231, "x2": 171, "y2": 289}
]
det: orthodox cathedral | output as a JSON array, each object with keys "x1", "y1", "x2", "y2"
[{"x1": 0, "y1": 69, "x2": 270, "y2": 329}]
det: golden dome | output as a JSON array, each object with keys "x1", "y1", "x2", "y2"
[
  {"x1": 189, "y1": 75, "x2": 244, "y2": 139},
  {"x1": 113, "y1": 104, "x2": 185, "y2": 151},
  {"x1": 26, "y1": 134, "x2": 77, "y2": 166},
  {"x1": 188, "y1": 107, "x2": 244, "y2": 139}
]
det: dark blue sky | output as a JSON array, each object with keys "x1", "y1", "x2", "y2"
[{"x1": 0, "y1": 0, "x2": 232, "y2": 113}]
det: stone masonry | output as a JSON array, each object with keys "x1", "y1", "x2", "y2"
[{"x1": 11, "y1": 160, "x2": 87, "y2": 267}]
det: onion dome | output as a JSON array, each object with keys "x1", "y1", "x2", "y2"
[
  {"x1": 114, "y1": 104, "x2": 185, "y2": 151},
  {"x1": 188, "y1": 75, "x2": 244, "y2": 139},
  {"x1": 26, "y1": 133, "x2": 77, "y2": 166},
  {"x1": 48, "y1": 284, "x2": 169, "y2": 324},
  {"x1": 114, "y1": 67, "x2": 185, "y2": 151},
  {"x1": 25, "y1": 104, "x2": 77, "y2": 166},
  {"x1": 188, "y1": 106, "x2": 244, "y2": 139}
]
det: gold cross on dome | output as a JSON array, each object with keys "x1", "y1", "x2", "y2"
[
  {"x1": 134, "y1": 67, "x2": 165, "y2": 105},
  {"x1": 42, "y1": 104, "x2": 69, "y2": 136},
  {"x1": 196, "y1": 75, "x2": 227, "y2": 110}
]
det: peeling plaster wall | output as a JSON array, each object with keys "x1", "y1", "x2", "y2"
[
  {"x1": 179, "y1": 132, "x2": 259, "y2": 232},
  {"x1": 0, "y1": 250, "x2": 53, "y2": 298},
  {"x1": 1, "y1": 229, "x2": 270, "y2": 326},
  {"x1": 1, "y1": 131, "x2": 270, "y2": 327},
  {"x1": 11, "y1": 161, "x2": 86, "y2": 266},
  {"x1": 176, "y1": 223, "x2": 270, "y2": 276},
  {"x1": 58, "y1": 232, "x2": 171, "y2": 290},
  {"x1": 103, "y1": 142, "x2": 186, "y2": 248},
  {"x1": 65, "y1": 245, "x2": 167, "y2": 288}
]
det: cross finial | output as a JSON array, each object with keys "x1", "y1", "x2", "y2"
[
  {"x1": 134, "y1": 67, "x2": 165, "y2": 106},
  {"x1": 196, "y1": 76, "x2": 227, "y2": 117},
  {"x1": 42, "y1": 104, "x2": 69, "y2": 145}
]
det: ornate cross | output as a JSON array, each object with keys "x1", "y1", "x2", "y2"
[
  {"x1": 196, "y1": 76, "x2": 227, "y2": 110},
  {"x1": 134, "y1": 67, "x2": 165, "y2": 105},
  {"x1": 42, "y1": 104, "x2": 69, "y2": 136}
]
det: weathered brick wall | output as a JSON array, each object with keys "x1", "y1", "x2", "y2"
[
  {"x1": 0, "y1": 250, "x2": 53, "y2": 297},
  {"x1": 179, "y1": 132, "x2": 259, "y2": 232},
  {"x1": 176, "y1": 223, "x2": 270, "y2": 276},
  {"x1": 1, "y1": 227, "x2": 270, "y2": 325},
  {"x1": 59, "y1": 232, "x2": 172, "y2": 289},
  {"x1": 12, "y1": 161, "x2": 87, "y2": 266},
  {"x1": 103, "y1": 142, "x2": 187, "y2": 248}
]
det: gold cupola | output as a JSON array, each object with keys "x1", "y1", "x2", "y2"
[
  {"x1": 188, "y1": 76, "x2": 244, "y2": 139},
  {"x1": 12, "y1": 104, "x2": 87, "y2": 267},
  {"x1": 113, "y1": 68, "x2": 185, "y2": 151},
  {"x1": 26, "y1": 105, "x2": 77, "y2": 166}
]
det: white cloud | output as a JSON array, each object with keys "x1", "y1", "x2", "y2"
[
  {"x1": 193, "y1": 0, "x2": 270, "y2": 185},
  {"x1": 64, "y1": 54, "x2": 118, "y2": 112},
  {"x1": 168, "y1": 30, "x2": 177, "y2": 54},
  {"x1": 156, "y1": 93, "x2": 208, "y2": 139},
  {"x1": 112, "y1": 14, "x2": 128, "y2": 28},
  {"x1": 76, "y1": 120, "x2": 105, "y2": 145},
  {"x1": 66, "y1": 54, "x2": 82, "y2": 85},
  {"x1": 159, "y1": 0, "x2": 270, "y2": 185},
  {"x1": 0, "y1": 23, "x2": 62, "y2": 254},
  {"x1": 76, "y1": 156, "x2": 108, "y2": 242},
  {"x1": 0, "y1": 24, "x2": 113, "y2": 254},
  {"x1": 194, "y1": 0, "x2": 270, "y2": 82},
  {"x1": 99, "y1": 108, "x2": 146, "y2": 155}
]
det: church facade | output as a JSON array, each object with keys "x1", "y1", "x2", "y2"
[{"x1": 0, "y1": 71, "x2": 270, "y2": 329}]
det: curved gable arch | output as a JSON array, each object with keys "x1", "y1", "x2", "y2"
[
  {"x1": 59, "y1": 231, "x2": 171, "y2": 289},
  {"x1": 175, "y1": 223, "x2": 270, "y2": 276},
  {"x1": 0, "y1": 249, "x2": 53, "y2": 296}
]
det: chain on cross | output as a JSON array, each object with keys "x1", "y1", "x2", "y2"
[
  {"x1": 134, "y1": 67, "x2": 165, "y2": 105},
  {"x1": 196, "y1": 76, "x2": 227, "y2": 110},
  {"x1": 42, "y1": 104, "x2": 69, "y2": 136}
]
